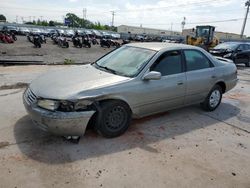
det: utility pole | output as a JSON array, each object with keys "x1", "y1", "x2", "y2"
[
  {"x1": 111, "y1": 11, "x2": 115, "y2": 27},
  {"x1": 181, "y1": 17, "x2": 186, "y2": 30},
  {"x1": 82, "y1": 8, "x2": 87, "y2": 28},
  {"x1": 170, "y1": 22, "x2": 173, "y2": 36},
  {"x1": 241, "y1": 0, "x2": 250, "y2": 38}
]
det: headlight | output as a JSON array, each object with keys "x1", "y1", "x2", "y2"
[
  {"x1": 37, "y1": 99, "x2": 93, "y2": 112},
  {"x1": 37, "y1": 99, "x2": 59, "y2": 111},
  {"x1": 223, "y1": 53, "x2": 232, "y2": 58}
]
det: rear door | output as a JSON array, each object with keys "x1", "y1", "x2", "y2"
[
  {"x1": 183, "y1": 49, "x2": 216, "y2": 105},
  {"x1": 234, "y1": 44, "x2": 250, "y2": 64}
]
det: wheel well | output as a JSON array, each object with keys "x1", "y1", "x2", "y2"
[
  {"x1": 86, "y1": 99, "x2": 132, "y2": 129},
  {"x1": 98, "y1": 99, "x2": 132, "y2": 113},
  {"x1": 216, "y1": 81, "x2": 226, "y2": 93}
]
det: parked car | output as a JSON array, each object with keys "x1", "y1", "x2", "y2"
[
  {"x1": 65, "y1": 29, "x2": 75, "y2": 38},
  {"x1": 18, "y1": 27, "x2": 30, "y2": 35},
  {"x1": 210, "y1": 42, "x2": 250, "y2": 67},
  {"x1": 2, "y1": 26, "x2": 18, "y2": 34},
  {"x1": 47, "y1": 29, "x2": 57, "y2": 37},
  {"x1": 23, "y1": 43, "x2": 237, "y2": 139},
  {"x1": 91, "y1": 29, "x2": 103, "y2": 38},
  {"x1": 135, "y1": 35, "x2": 145, "y2": 41},
  {"x1": 30, "y1": 28, "x2": 42, "y2": 35}
]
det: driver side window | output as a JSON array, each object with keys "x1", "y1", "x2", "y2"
[{"x1": 150, "y1": 50, "x2": 182, "y2": 76}]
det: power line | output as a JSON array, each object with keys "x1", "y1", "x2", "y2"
[
  {"x1": 115, "y1": 17, "x2": 248, "y2": 26},
  {"x1": 116, "y1": 0, "x2": 236, "y2": 13}
]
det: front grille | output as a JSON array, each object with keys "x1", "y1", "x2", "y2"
[{"x1": 25, "y1": 88, "x2": 37, "y2": 105}]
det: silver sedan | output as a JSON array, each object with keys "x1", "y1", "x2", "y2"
[{"x1": 23, "y1": 43, "x2": 238, "y2": 138}]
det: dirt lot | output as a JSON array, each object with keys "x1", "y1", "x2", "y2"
[
  {"x1": 0, "y1": 48, "x2": 250, "y2": 187},
  {"x1": 0, "y1": 36, "x2": 113, "y2": 64}
]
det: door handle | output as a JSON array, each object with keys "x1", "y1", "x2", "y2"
[
  {"x1": 177, "y1": 82, "x2": 184, "y2": 85},
  {"x1": 211, "y1": 75, "x2": 217, "y2": 79}
]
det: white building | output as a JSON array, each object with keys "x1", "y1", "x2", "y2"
[{"x1": 117, "y1": 25, "x2": 181, "y2": 36}]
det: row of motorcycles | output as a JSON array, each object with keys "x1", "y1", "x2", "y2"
[
  {"x1": 25, "y1": 31, "x2": 130, "y2": 49},
  {"x1": 0, "y1": 32, "x2": 17, "y2": 43}
]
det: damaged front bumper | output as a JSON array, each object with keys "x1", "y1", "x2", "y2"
[{"x1": 23, "y1": 94, "x2": 95, "y2": 136}]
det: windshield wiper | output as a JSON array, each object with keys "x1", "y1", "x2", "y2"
[{"x1": 99, "y1": 65, "x2": 118, "y2": 75}]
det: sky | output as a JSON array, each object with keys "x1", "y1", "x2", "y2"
[{"x1": 0, "y1": 0, "x2": 249, "y2": 36}]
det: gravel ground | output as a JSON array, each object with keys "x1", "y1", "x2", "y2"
[{"x1": 0, "y1": 36, "x2": 113, "y2": 64}]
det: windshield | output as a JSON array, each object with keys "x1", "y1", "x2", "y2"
[
  {"x1": 95, "y1": 46, "x2": 156, "y2": 77},
  {"x1": 214, "y1": 42, "x2": 239, "y2": 50}
]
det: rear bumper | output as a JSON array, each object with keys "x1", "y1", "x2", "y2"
[
  {"x1": 23, "y1": 94, "x2": 95, "y2": 136},
  {"x1": 226, "y1": 78, "x2": 238, "y2": 92}
]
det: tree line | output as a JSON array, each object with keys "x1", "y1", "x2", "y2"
[{"x1": 24, "y1": 13, "x2": 117, "y2": 31}]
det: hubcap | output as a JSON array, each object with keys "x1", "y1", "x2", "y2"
[
  {"x1": 209, "y1": 90, "x2": 221, "y2": 108},
  {"x1": 104, "y1": 106, "x2": 127, "y2": 131}
]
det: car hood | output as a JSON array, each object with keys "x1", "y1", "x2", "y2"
[{"x1": 30, "y1": 64, "x2": 129, "y2": 99}]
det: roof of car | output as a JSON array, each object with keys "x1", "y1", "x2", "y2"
[{"x1": 126, "y1": 42, "x2": 200, "y2": 51}]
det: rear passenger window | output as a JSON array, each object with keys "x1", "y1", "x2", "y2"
[
  {"x1": 151, "y1": 50, "x2": 182, "y2": 76},
  {"x1": 184, "y1": 50, "x2": 212, "y2": 71},
  {"x1": 238, "y1": 45, "x2": 245, "y2": 51},
  {"x1": 243, "y1": 44, "x2": 250, "y2": 50}
]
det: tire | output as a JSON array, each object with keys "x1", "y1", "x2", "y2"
[
  {"x1": 65, "y1": 42, "x2": 69, "y2": 48},
  {"x1": 201, "y1": 85, "x2": 222, "y2": 111},
  {"x1": 94, "y1": 101, "x2": 132, "y2": 138}
]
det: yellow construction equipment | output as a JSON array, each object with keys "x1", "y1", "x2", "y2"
[{"x1": 186, "y1": 25, "x2": 219, "y2": 51}]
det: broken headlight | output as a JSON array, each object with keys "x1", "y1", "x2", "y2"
[
  {"x1": 37, "y1": 99, "x2": 60, "y2": 111},
  {"x1": 37, "y1": 99, "x2": 92, "y2": 112}
]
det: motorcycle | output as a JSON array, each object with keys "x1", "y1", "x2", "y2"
[
  {"x1": 82, "y1": 36, "x2": 91, "y2": 48},
  {"x1": 0, "y1": 33, "x2": 14, "y2": 43},
  {"x1": 39, "y1": 34, "x2": 46, "y2": 44},
  {"x1": 11, "y1": 32, "x2": 17, "y2": 41},
  {"x1": 51, "y1": 34, "x2": 59, "y2": 44},
  {"x1": 122, "y1": 39, "x2": 130, "y2": 45},
  {"x1": 72, "y1": 36, "x2": 82, "y2": 48},
  {"x1": 110, "y1": 39, "x2": 121, "y2": 47},
  {"x1": 33, "y1": 35, "x2": 41, "y2": 48},
  {"x1": 58, "y1": 36, "x2": 69, "y2": 48},
  {"x1": 91, "y1": 37, "x2": 99, "y2": 45},
  {"x1": 100, "y1": 38, "x2": 111, "y2": 48},
  {"x1": 27, "y1": 34, "x2": 32, "y2": 42}
]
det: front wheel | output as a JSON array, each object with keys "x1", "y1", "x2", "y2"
[
  {"x1": 201, "y1": 85, "x2": 222, "y2": 111},
  {"x1": 94, "y1": 101, "x2": 132, "y2": 138}
]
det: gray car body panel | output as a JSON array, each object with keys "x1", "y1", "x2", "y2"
[{"x1": 24, "y1": 43, "x2": 237, "y2": 136}]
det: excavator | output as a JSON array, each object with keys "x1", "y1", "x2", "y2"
[{"x1": 186, "y1": 25, "x2": 219, "y2": 51}]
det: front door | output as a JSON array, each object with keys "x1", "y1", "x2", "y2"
[{"x1": 134, "y1": 50, "x2": 186, "y2": 117}]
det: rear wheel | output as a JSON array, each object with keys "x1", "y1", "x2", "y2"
[
  {"x1": 201, "y1": 85, "x2": 222, "y2": 111},
  {"x1": 94, "y1": 101, "x2": 132, "y2": 138}
]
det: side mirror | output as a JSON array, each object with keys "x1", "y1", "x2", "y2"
[
  {"x1": 236, "y1": 49, "x2": 242, "y2": 52},
  {"x1": 143, "y1": 71, "x2": 161, "y2": 80}
]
